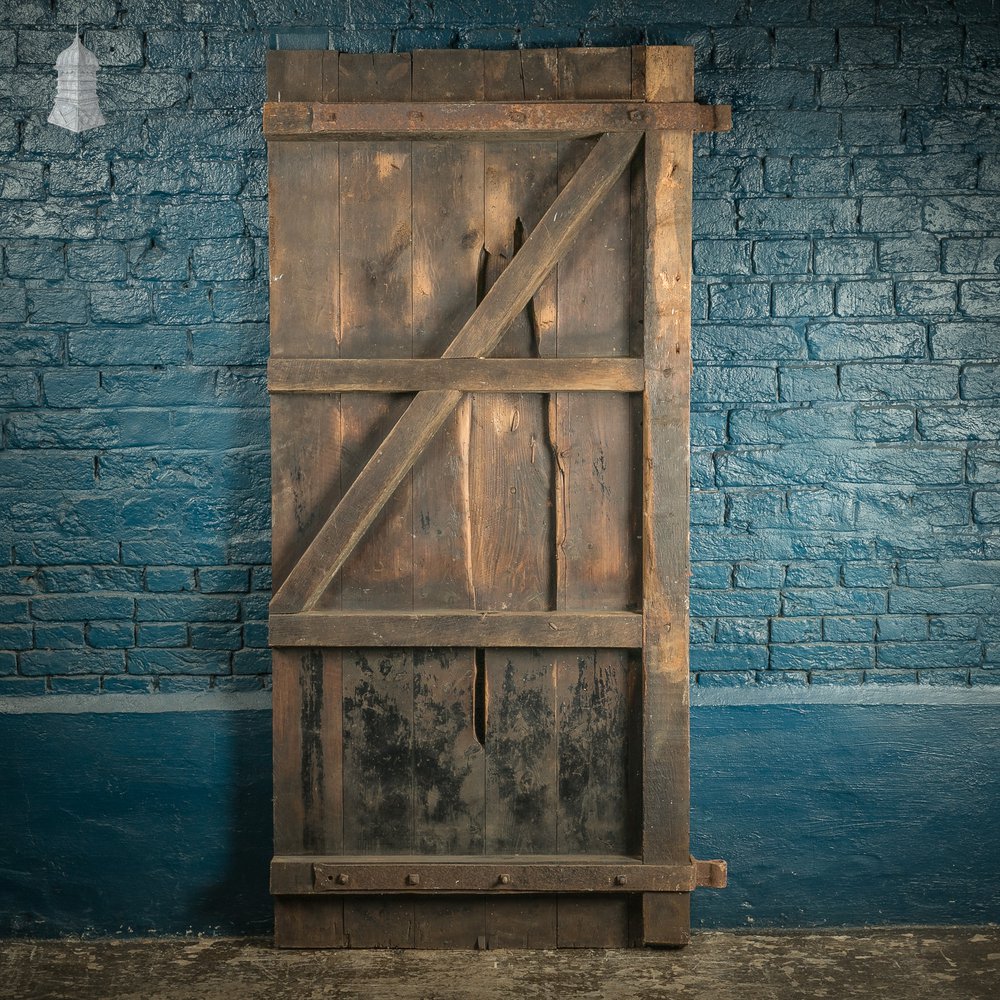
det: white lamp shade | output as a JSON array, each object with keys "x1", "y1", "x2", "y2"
[{"x1": 48, "y1": 36, "x2": 106, "y2": 133}]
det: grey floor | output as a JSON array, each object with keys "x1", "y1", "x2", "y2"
[{"x1": 2, "y1": 928, "x2": 999, "y2": 1000}]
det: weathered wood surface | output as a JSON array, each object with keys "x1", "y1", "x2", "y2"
[
  {"x1": 268, "y1": 358, "x2": 645, "y2": 393},
  {"x1": 640, "y1": 45, "x2": 695, "y2": 948},
  {"x1": 263, "y1": 99, "x2": 731, "y2": 139},
  {"x1": 269, "y1": 127, "x2": 641, "y2": 615},
  {"x1": 266, "y1": 46, "x2": 704, "y2": 950},
  {"x1": 270, "y1": 611, "x2": 643, "y2": 648}
]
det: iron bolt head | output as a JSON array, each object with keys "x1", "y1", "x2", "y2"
[
  {"x1": 498, "y1": 874, "x2": 511, "y2": 885},
  {"x1": 615, "y1": 874, "x2": 627, "y2": 886},
  {"x1": 406, "y1": 873, "x2": 421, "y2": 886},
  {"x1": 336, "y1": 873, "x2": 349, "y2": 885}
]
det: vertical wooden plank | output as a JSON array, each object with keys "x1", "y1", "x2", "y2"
[
  {"x1": 337, "y1": 51, "x2": 417, "y2": 949},
  {"x1": 553, "y1": 46, "x2": 635, "y2": 950},
  {"x1": 480, "y1": 48, "x2": 560, "y2": 951},
  {"x1": 268, "y1": 51, "x2": 346, "y2": 947},
  {"x1": 409, "y1": 50, "x2": 487, "y2": 950},
  {"x1": 640, "y1": 45, "x2": 695, "y2": 948}
]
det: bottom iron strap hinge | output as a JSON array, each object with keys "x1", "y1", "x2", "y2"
[{"x1": 270, "y1": 855, "x2": 727, "y2": 895}]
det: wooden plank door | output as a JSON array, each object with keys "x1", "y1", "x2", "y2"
[{"x1": 266, "y1": 46, "x2": 729, "y2": 949}]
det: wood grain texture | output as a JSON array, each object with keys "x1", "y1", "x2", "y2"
[
  {"x1": 262, "y1": 100, "x2": 731, "y2": 139},
  {"x1": 478, "y1": 49, "x2": 560, "y2": 945},
  {"x1": 268, "y1": 52, "x2": 347, "y2": 946},
  {"x1": 409, "y1": 49, "x2": 487, "y2": 946},
  {"x1": 551, "y1": 46, "x2": 637, "y2": 949},
  {"x1": 270, "y1": 129, "x2": 641, "y2": 614},
  {"x1": 267, "y1": 358, "x2": 645, "y2": 393},
  {"x1": 269, "y1": 611, "x2": 643, "y2": 648},
  {"x1": 640, "y1": 45, "x2": 695, "y2": 948},
  {"x1": 335, "y1": 52, "x2": 418, "y2": 948}
]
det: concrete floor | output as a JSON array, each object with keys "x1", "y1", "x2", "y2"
[{"x1": 1, "y1": 928, "x2": 998, "y2": 1000}]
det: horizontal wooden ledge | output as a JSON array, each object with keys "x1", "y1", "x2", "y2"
[
  {"x1": 268, "y1": 611, "x2": 645, "y2": 648},
  {"x1": 267, "y1": 357, "x2": 645, "y2": 393},
  {"x1": 270, "y1": 856, "x2": 728, "y2": 895},
  {"x1": 264, "y1": 100, "x2": 732, "y2": 139}
]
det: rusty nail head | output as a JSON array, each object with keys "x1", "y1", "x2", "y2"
[
  {"x1": 406, "y1": 873, "x2": 420, "y2": 886},
  {"x1": 336, "y1": 873, "x2": 349, "y2": 885},
  {"x1": 498, "y1": 874, "x2": 511, "y2": 885},
  {"x1": 615, "y1": 874, "x2": 627, "y2": 886}
]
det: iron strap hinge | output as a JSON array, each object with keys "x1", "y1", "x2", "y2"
[{"x1": 269, "y1": 856, "x2": 727, "y2": 895}]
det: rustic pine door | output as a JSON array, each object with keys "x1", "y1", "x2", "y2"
[{"x1": 265, "y1": 45, "x2": 728, "y2": 949}]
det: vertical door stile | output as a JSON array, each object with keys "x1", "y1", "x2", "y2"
[
  {"x1": 553, "y1": 46, "x2": 636, "y2": 949},
  {"x1": 269, "y1": 50, "x2": 348, "y2": 948},
  {"x1": 640, "y1": 46, "x2": 695, "y2": 948}
]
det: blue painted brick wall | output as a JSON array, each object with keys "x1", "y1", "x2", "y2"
[{"x1": 0, "y1": 1, "x2": 998, "y2": 694}]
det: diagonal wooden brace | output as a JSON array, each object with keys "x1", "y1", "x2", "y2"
[{"x1": 270, "y1": 130, "x2": 643, "y2": 614}]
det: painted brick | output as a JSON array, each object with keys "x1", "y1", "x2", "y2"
[
  {"x1": 774, "y1": 27, "x2": 836, "y2": 66},
  {"x1": 854, "y1": 153, "x2": 977, "y2": 192},
  {"x1": 773, "y1": 282, "x2": 835, "y2": 318},
  {"x1": 783, "y1": 589, "x2": 886, "y2": 615},
  {"x1": 784, "y1": 561, "x2": 840, "y2": 587},
  {"x1": 890, "y1": 587, "x2": 1000, "y2": 616},
  {"x1": 691, "y1": 409, "x2": 727, "y2": 447},
  {"x1": 692, "y1": 562, "x2": 732, "y2": 589},
  {"x1": 942, "y1": 238, "x2": 1000, "y2": 275},
  {"x1": 67, "y1": 243, "x2": 127, "y2": 281},
  {"x1": 0, "y1": 370, "x2": 39, "y2": 407},
  {"x1": 852, "y1": 402, "x2": 914, "y2": 442},
  {"x1": 839, "y1": 363, "x2": 958, "y2": 400},
  {"x1": 135, "y1": 595, "x2": 239, "y2": 622},
  {"x1": 733, "y1": 563, "x2": 784, "y2": 589},
  {"x1": 895, "y1": 280, "x2": 958, "y2": 316},
  {"x1": 146, "y1": 30, "x2": 206, "y2": 68},
  {"x1": 86, "y1": 622, "x2": 135, "y2": 649},
  {"x1": 836, "y1": 280, "x2": 894, "y2": 317},
  {"x1": 137, "y1": 623, "x2": 189, "y2": 647},
  {"x1": 82, "y1": 30, "x2": 144, "y2": 66},
  {"x1": 778, "y1": 364, "x2": 839, "y2": 402},
  {"x1": 931, "y1": 322, "x2": 998, "y2": 360},
  {"x1": 813, "y1": 239, "x2": 877, "y2": 276},
  {"x1": 692, "y1": 366, "x2": 776, "y2": 403},
  {"x1": 856, "y1": 488, "x2": 970, "y2": 530},
  {"x1": 841, "y1": 110, "x2": 903, "y2": 146},
  {"x1": 918, "y1": 404, "x2": 1000, "y2": 442},
  {"x1": 6, "y1": 241, "x2": 66, "y2": 280},
  {"x1": 770, "y1": 643, "x2": 874, "y2": 670},
  {"x1": 879, "y1": 641, "x2": 982, "y2": 669},
  {"x1": 838, "y1": 27, "x2": 898, "y2": 67},
  {"x1": 729, "y1": 404, "x2": 855, "y2": 444},
  {"x1": 968, "y1": 447, "x2": 1000, "y2": 484},
  {"x1": 752, "y1": 239, "x2": 810, "y2": 275},
  {"x1": 716, "y1": 618, "x2": 770, "y2": 645},
  {"x1": 823, "y1": 616, "x2": 876, "y2": 642},
  {"x1": 843, "y1": 563, "x2": 893, "y2": 587},
  {"x1": 821, "y1": 69, "x2": 942, "y2": 106},
  {"x1": 929, "y1": 616, "x2": 980, "y2": 641},
  {"x1": 974, "y1": 491, "x2": 1000, "y2": 524},
  {"x1": 962, "y1": 365, "x2": 1000, "y2": 400},
  {"x1": 233, "y1": 648, "x2": 271, "y2": 674},
  {"x1": 925, "y1": 196, "x2": 1000, "y2": 233},
  {"x1": 860, "y1": 196, "x2": 922, "y2": 233},
  {"x1": 89, "y1": 288, "x2": 153, "y2": 325},
  {"x1": 127, "y1": 648, "x2": 229, "y2": 675},
  {"x1": 959, "y1": 280, "x2": 1000, "y2": 318},
  {"x1": 19, "y1": 650, "x2": 126, "y2": 676},
  {"x1": 878, "y1": 235, "x2": 940, "y2": 273},
  {"x1": 693, "y1": 324, "x2": 804, "y2": 362},
  {"x1": 770, "y1": 617, "x2": 822, "y2": 642},
  {"x1": 691, "y1": 589, "x2": 781, "y2": 617},
  {"x1": 691, "y1": 644, "x2": 768, "y2": 672},
  {"x1": 757, "y1": 669, "x2": 809, "y2": 686},
  {"x1": 189, "y1": 624, "x2": 242, "y2": 650},
  {"x1": 791, "y1": 156, "x2": 851, "y2": 194},
  {"x1": 709, "y1": 282, "x2": 770, "y2": 320},
  {"x1": 807, "y1": 321, "x2": 926, "y2": 360},
  {"x1": 693, "y1": 240, "x2": 752, "y2": 276},
  {"x1": 739, "y1": 197, "x2": 858, "y2": 236}
]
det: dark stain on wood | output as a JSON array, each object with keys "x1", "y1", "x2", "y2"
[
  {"x1": 299, "y1": 648, "x2": 325, "y2": 853},
  {"x1": 342, "y1": 649, "x2": 413, "y2": 854}
]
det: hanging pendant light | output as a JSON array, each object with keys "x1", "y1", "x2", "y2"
[{"x1": 48, "y1": 35, "x2": 106, "y2": 133}]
